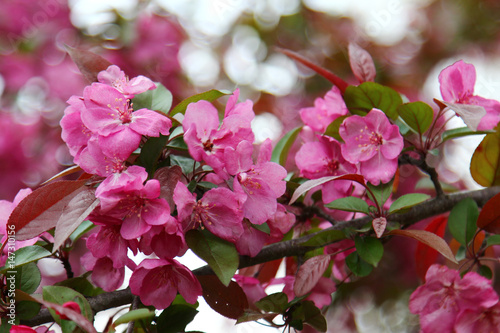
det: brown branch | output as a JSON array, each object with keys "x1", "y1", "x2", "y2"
[
  {"x1": 399, "y1": 153, "x2": 445, "y2": 197},
  {"x1": 21, "y1": 186, "x2": 500, "y2": 327}
]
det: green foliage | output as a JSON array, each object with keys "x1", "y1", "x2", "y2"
[
  {"x1": 345, "y1": 252, "x2": 373, "y2": 276},
  {"x1": 388, "y1": 193, "x2": 431, "y2": 214},
  {"x1": 169, "y1": 89, "x2": 229, "y2": 117},
  {"x1": 344, "y1": 82, "x2": 403, "y2": 120},
  {"x1": 0, "y1": 245, "x2": 51, "y2": 273},
  {"x1": 185, "y1": 230, "x2": 239, "y2": 286},
  {"x1": 324, "y1": 116, "x2": 348, "y2": 142},
  {"x1": 325, "y1": 196, "x2": 371, "y2": 214},
  {"x1": 271, "y1": 126, "x2": 302, "y2": 166},
  {"x1": 470, "y1": 125, "x2": 500, "y2": 186},
  {"x1": 136, "y1": 134, "x2": 169, "y2": 177},
  {"x1": 132, "y1": 83, "x2": 173, "y2": 114},
  {"x1": 156, "y1": 305, "x2": 199, "y2": 333},
  {"x1": 354, "y1": 236, "x2": 384, "y2": 267},
  {"x1": 397, "y1": 102, "x2": 433, "y2": 135},
  {"x1": 448, "y1": 198, "x2": 479, "y2": 246}
]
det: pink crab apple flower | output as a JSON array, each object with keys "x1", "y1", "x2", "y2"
[
  {"x1": 81, "y1": 83, "x2": 171, "y2": 160},
  {"x1": 454, "y1": 301, "x2": 500, "y2": 333},
  {"x1": 295, "y1": 135, "x2": 357, "y2": 203},
  {"x1": 97, "y1": 65, "x2": 156, "y2": 99},
  {"x1": 60, "y1": 95, "x2": 92, "y2": 163},
  {"x1": 81, "y1": 254, "x2": 129, "y2": 292},
  {"x1": 235, "y1": 219, "x2": 269, "y2": 257},
  {"x1": 86, "y1": 225, "x2": 138, "y2": 268},
  {"x1": 173, "y1": 182, "x2": 244, "y2": 242},
  {"x1": 300, "y1": 86, "x2": 348, "y2": 133},
  {"x1": 130, "y1": 258, "x2": 202, "y2": 309},
  {"x1": 10, "y1": 325, "x2": 55, "y2": 333},
  {"x1": 139, "y1": 222, "x2": 187, "y2": 259},
  {"x1": 439, "y1": 60, "x2": 500, "y2": 131},
  {"x1": 271, "y1": 275, "x2": 336, "y2": 309},
  {"x1": 233, "y1": 275, "x2": 267, "y2": 305},
  {"x1": 409, "y1": 264, "x2": 499, "y2": 333},
  {"x1": 339, "y1": 108, "x2": 404, "y2": 185},
  {"x1": 267, "y1": 203, "x2": 296, "y2": 243},
  {"x1": 95, "y1": 170, "x2": 173, "y2": 240},
  {"x1": 76, "y1": 137, "x2": 128, "y2": 177},
  {"x1": 183, "y1": 89, "x2": 255, "y2": 177},
  {"x1": 225, "y1": 140, "x2": 287, "y2": 225}
]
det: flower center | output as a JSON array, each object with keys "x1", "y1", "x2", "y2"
[
  {"x1": 203, "y1": 140, "x2": 214, "y2": 152},
  {"x1": 369, "y1": 131, "x2": 384, "y2": 146}
]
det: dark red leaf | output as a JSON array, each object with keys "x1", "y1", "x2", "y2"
[
  {"x1": 8, "y1": 180, "x2": 87, "y2": 240},
  {"x1": 197, "y1": 275, "x2": 249, "y2": 319},
  {"x1": 415, "y1": 216, "x2": 448, "y2": 280},
  {"x1": 257, "y1": 259, "x2": 283, "y2": 284},
  {"x1": 388, "y1": 228, "x2": 457, "y2": 265},
  {"x1": 276, "y1": 47, "x2": 349, "y2": 94},
  {"x1": 477, "y1": 192, "x2": 500, "y2": 234},
  {"x1": 154, "y1": 166, "x2": 183, "y2": 213},
  {"x1": 348, "y1": 43, "x2": 376, "y2": 83},
  {"x1": 65, "y1": 46, "x2": 112, "y2": 83}
]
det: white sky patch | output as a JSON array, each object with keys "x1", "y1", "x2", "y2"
[
  {"x1": 252, "y1": 112, "x2": 284, "y2": 143},
  {"x1": 178, "y1": 42, "x2": 221, "y2": 86}
]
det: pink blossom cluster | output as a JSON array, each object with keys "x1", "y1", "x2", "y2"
[
  {"x1": 296, "y1": 86, "x2": 404, "y2": 202},
  {"x1": 410, "y1": 264, "x2": 500, "y2": 332},
  {"x1": 58, "y1": 67, "x2": 294, "y2": 309}
]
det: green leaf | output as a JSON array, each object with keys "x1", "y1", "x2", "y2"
[
  {"x1": 486, "y1": 234, "x2": 500, "y2": 248},
  {"x1": 136, "y1": 135, "x2": 169, "y2": 177},
  {"x1": 344, "y1": 82, "x2": 403, "y2": 120},
  {"x1": 271, "y1": 127, "x2": 302, "y2": 166},
  {"x1": 69, "y1": 219, "x2": 95, "y2": 243},
  {"x1": 157, "y1": 305, "x2": 199, "y2": 333},
  {"x1": 0, "y1": 245, "x2": 51, "y2": 273},
  {"x1": 388, "y1": 193, "x2": 430, "y2": 214},
  {"x1": 470, "y1": 126, "x2": 500, "y2": 187},
  {"x1": 255, "y1": 292, "x2": 289, "y2": 313},
  {"x1": 301, "y1": 229, "x2": 345, "y2": 247},
  {"x1": 302, "y1": 301, "x2": 327, "y2": 332},
  {"x1": 43, "y1": 285, "x2": 93, "y2": 333},
  {"x1": 345, "y1": 252, "x2": 373, "y2": 276},
  {"x1": 442, "y1": 127, "x2": 494, "y2": 143},
  {"x1": 448, "y1": 198, "x2": 479, "y2": 246},
  {"x1": 113, "y1": 309, "x2": 155, "y2": 326},
  {"x1": 17, "y1": 301, "x2": 41, "y2": 320},
  {"x1": 252, "y1": 222, "x2": 270, "y2": 234},
  {"x1": 324, "y1": 116, "x2": 348, "y2": 142},
  {"x1": 18, "y1": 263, "x2": 41, "y2": 294},
  {"x1": 478, "y1": 265, "x2": 493, "y2": 279},
  {"x1": 325, "y1": 196, "x2": 370, "y2": 214},
  {"x1": 397, "y1": 102, "x2": 433, "y2": 135},
  {"x1": 185, "y1": 230, "x2": 239, "y2": 286},
  {"x1": 354, "y1": 236, "x2": 384, "y2": 267},
  {"x1": 132, "y1": 83, "x2": 173, "y2": 114},
  {"x1": 366, "y1": 180, "x2": 393, "y2": 207},
  {"x1": 169, "y1": 89, "x2": 229, "y2": 117},
  {"x1": 170, "y1": 155, "x2": 198, "y2": 175},
  {"x1": 55, "y1": 277, "x2": 103, "y2": 297}
]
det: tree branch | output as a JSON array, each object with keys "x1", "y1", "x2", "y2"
[{"x1": 22, "y1": 186, "x2": 500, "y2": 327}]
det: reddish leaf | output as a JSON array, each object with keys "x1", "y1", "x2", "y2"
[
  {"x1": 293, "y1": 255, "x2": 330, "y2": 297},
  {"x1": 65, "y1": 46, "x2": 112, "y2": 83},
  {"x1": 53, "y1": 187, "x2": 99, "y2": 249},
  {"x1": 372, "y1": 217, "x2": 387, "y2": 238},
  {"x1": 415, "y1": 216, "x2": 448, "y2": 280},
  {"x1": 154, "y1": 166, "x2": 183, "y2": 213},
  {"x1": 388, "y1": 229, "x2": 457, "y2": 264},
  {"x1": 477, "y1": 192, "x2": 500, "y2": 234},
  {"x1": 348, "y1": 43, "x2": 376, "y2": 83},
  {"x1": 470, "y1": 127, "x2": 500, "y2": 187},
  {"x1": 8, "y1": 180, "x2": 87, "y2": 241},
  {"x1": 197, "y1": 275, "x2": 249, "y2": 319},
  {"x1": 41, "y1": 165, "x2": 82, "y2": 185},
  {"x1": 276, "y1": 47, "x2": 349, "y2": 94},
  {"x1": 289, "y1": 174, "x2": 365, "y2": 204}
]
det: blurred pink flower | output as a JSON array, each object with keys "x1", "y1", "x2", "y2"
[{"x1": 409, "y1": 264, "x2": 499, "y2": 332}]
